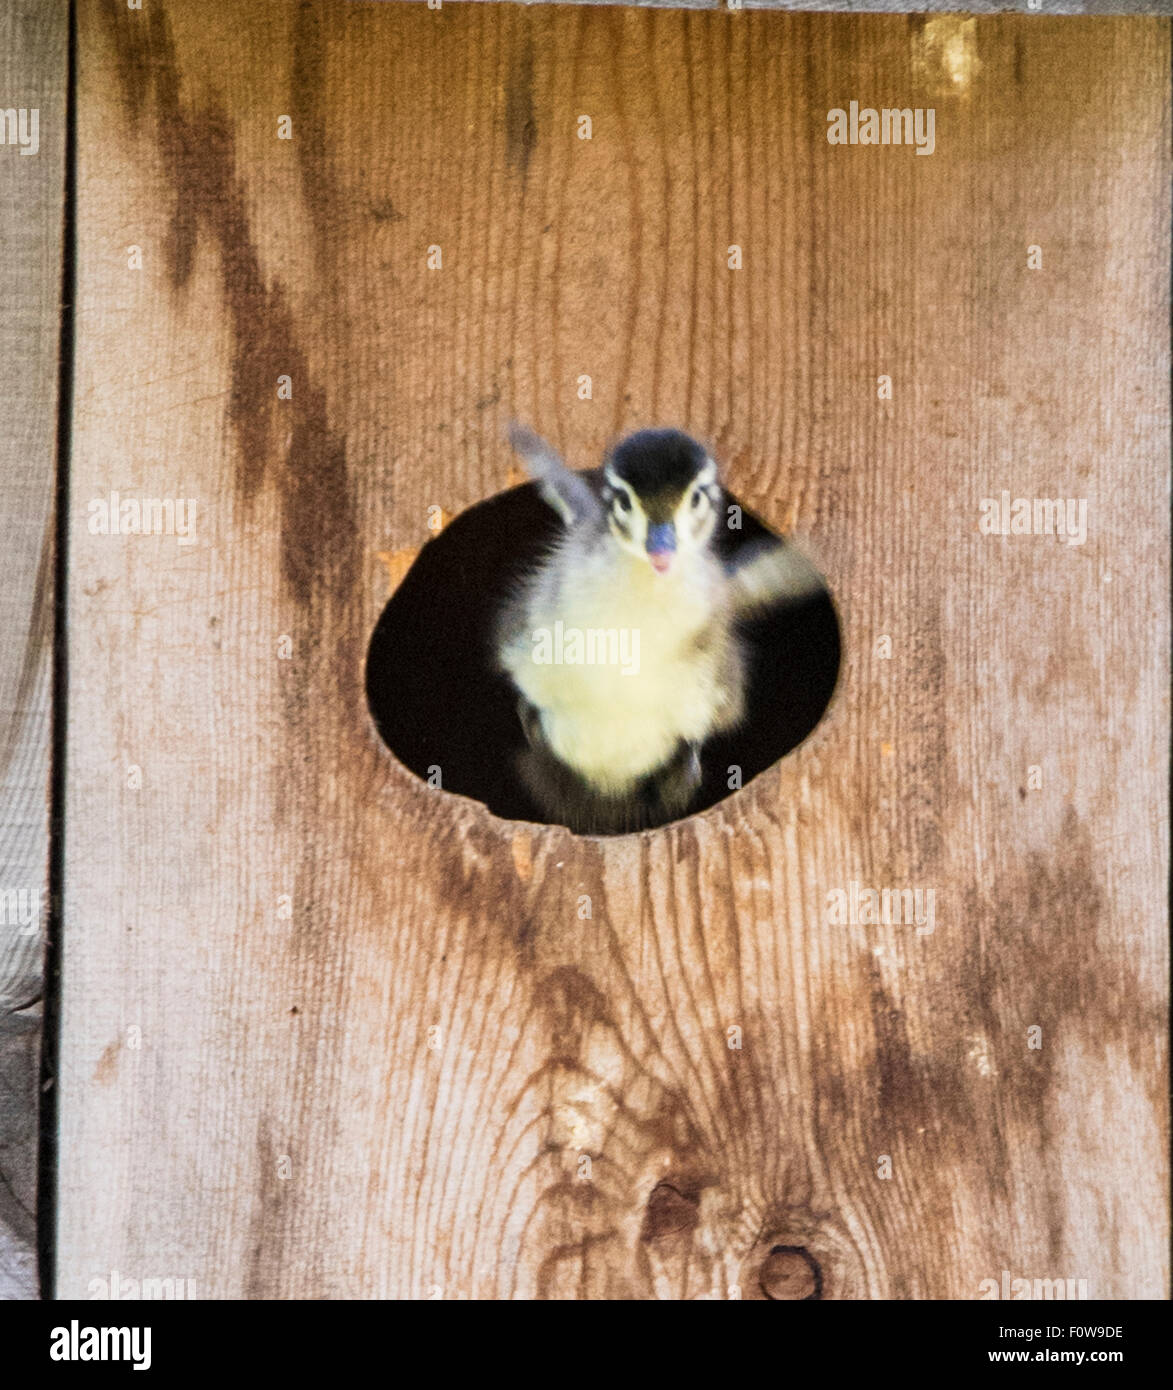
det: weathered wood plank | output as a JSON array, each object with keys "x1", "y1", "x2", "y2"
[
  {"x1": 0, "y1": 0, "x2": 67, "y2": 1302},
  {"x1": 454, "y1": 2, "x2": 1173, "y2": 17},
  {"x1": 60, "y1": 2, "x2": 1167, "y2": 1298}
]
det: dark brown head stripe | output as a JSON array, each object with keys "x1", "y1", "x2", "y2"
[{"x1": 608, "y1": 430, "x2": 711, "y2": 520}]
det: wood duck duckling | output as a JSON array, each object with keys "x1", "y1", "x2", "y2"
[{"x1": 496, "y1": 423, "x2": 822, "y2": 833}]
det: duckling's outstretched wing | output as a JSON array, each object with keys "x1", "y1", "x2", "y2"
[
  {"x1": 727, "y1": 536, "x2": 825, "y2": 617},
  {"x1": 508, "y1": 422, "x2": 602, "y2": 528}
]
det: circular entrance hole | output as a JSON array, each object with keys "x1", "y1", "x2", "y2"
[{"x1": 365, "y1": 482, "x2": 840, "y2": 833}]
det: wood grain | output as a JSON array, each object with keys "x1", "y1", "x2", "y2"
[
  {"x1": 0, "y1": 0, "x2": 66, "y2": 1302},
  {"x1": 465, "y1": 3, "x2": 1173, "y2": 17},
  {"x1": 59, "y1": 1, "x2": 1168, "y2": 1299}
]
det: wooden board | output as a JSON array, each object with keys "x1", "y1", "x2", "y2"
[
  {"x1": 0, "y1": 0, "x2": 67, "y2": 1302},
  {"x1": 59, "y1": 1, "x2": 1168, "y2": 1299},
  {"x1": 488, "y1": 0, "x2": 1173, "y2": 13}
]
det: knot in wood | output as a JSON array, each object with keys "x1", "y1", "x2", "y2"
[{"x1": 759, "y1": 1246, "x2": 822, "y2": 1300}]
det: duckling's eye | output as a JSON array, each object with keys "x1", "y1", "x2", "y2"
[
  {"x1": 690, "y1": 487, "x2": 704, "y2": 510},
  {"x1": 614, "y1": 492, "x2": 631, "y2": 513}
]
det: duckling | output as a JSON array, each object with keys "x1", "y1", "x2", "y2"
[{"x1": 496, "y1": 424, "x2": 822, "y2": 833}]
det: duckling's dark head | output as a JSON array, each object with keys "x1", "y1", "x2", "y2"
[{"x1": 602, "y1": 429, "x2": 721, "y2": 573}]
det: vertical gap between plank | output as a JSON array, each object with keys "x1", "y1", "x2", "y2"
[{"x1": 39, "y1": 0, "x2": 78, "y2": 1303}]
